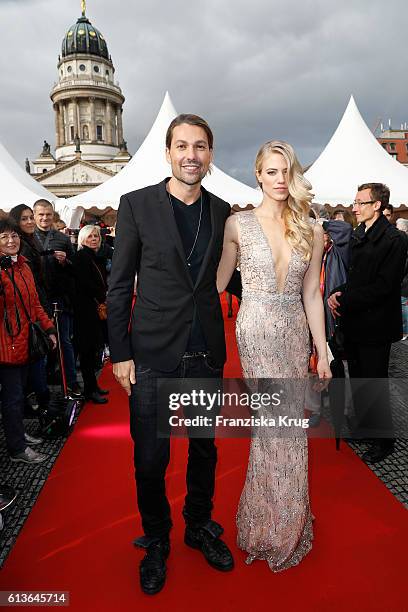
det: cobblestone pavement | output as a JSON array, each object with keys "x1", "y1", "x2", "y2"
[
  {"x1": 346, "y1": 338, "x2": 408, "y2": 509},
  {"x1": 0, "y1": 385, "x2": 84, "y2": 567}
]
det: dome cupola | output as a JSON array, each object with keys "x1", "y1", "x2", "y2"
[{"x1": 61, "y1": 2, "x2": 109, "y2": 60}]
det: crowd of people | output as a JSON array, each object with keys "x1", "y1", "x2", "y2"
[
  {"x1": 0, "y1": 201, "x2": 112, "y2": 465},
  {"x1": 1, "y1": 113, "x2": 407, "y2": 591}
]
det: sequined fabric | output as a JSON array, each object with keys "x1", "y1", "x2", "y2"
[{"x1": 235, "y1": 210, "x2": 313, "y2": 572}]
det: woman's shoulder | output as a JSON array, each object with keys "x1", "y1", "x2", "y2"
[{"x1": 231, "y1": 209, "x2": 255, "y2": 225}]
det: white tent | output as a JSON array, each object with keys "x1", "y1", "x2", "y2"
[
  {"x1": 65, "y1": 92, "x2": 261, "y2": 214},
  {"x1": 0, "y1": 141, "x2": 55, "y2": 211},
  {"x1": 305, "y1": 96, "x2": 408, "y2": 206}
]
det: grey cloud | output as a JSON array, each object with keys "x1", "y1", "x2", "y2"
[{"x1": 0, "y1": 0, "x2": 407, "y2": 185}]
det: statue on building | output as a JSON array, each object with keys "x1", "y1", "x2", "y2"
[
  {"x1": 75, "y1": 134, "x2": 81, "y2": 153},
  {"x1": 119, "y1": 139, "x2": 128, "y2": 152},
  {"x1": 42, "y1": 140, "x2": 51, "y2": 155},
  {"x1": 25, "y1": 158, "x2": 30, "y2": 173}
]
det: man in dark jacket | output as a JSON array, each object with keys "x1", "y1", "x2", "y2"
[
  {"x1": 328, "y1": 183, "x2": 408, "y2": 463},
  {"x1": 33, "y1": 199, "x2": 80, "y2": 396},
  {"x1": 108, "y1": 115, "x2": 239, "y2": 595}
]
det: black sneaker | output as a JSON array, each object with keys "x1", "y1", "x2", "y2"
[
  {"x1": 362, "y1": 443, "x2": 395, "y2": 464},
  {"x1": 185, "y1": 520, "x2": 234, "y2": 571},
  {"x1": 139, "y1": 539, "x2": 170, "y2": 595}
]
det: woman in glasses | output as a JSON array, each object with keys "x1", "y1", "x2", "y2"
[{"x1": 0, "y1": 218, "x2": 56, "y2": 463}]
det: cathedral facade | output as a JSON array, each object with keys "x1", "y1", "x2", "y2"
[{"x1": 30, "y1": 2, "x2": 130, "y2": 198}]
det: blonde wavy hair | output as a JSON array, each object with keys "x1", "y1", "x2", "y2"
[{"x1": 255, "y1": 140, "x2": 314, "y2": 260}]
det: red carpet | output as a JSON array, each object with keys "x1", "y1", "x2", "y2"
[{"x1": 1, "y1": 296, "x2": 407, "y2": 611}]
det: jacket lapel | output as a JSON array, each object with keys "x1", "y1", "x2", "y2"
[
  {"x1": 158, "y1": 179, "x2": 194, "y2": 288},
  {"x1": 194, "y1": 188, "x2": 218, "y2": 289}
]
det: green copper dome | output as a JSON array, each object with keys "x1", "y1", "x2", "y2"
[{"x1": 62, "y1": 16, "x2": 109, "y2": 60}]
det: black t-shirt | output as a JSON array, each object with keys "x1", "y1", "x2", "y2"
[{"x1": 169, "y1": 191, "x2": 211, "y2": 351}]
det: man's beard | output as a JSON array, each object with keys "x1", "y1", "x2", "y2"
[{"x1": 174, "y1": 165, "x2": 207, "y2": 186}]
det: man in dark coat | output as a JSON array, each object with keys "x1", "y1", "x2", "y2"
[
  {"x1": 33, "y1": 199, "x2": 80, "y2": 396},
  {"x1": 328, "y1": 183, "x2": 408, "y2": 463},
  {"x1": 108, "y1": 115, "x2": 239, "y2": 595}
]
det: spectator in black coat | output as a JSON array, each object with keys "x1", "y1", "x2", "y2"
[
  {"x1": 9, "y1": 205, "x2": 49, "y2": 314},
  {"x1": 396, "y1": 217, "x2": 408, "y2": 338},
  {"x1": 73, "y1": 225, "x2": 109, "y2": 404},
  {"x1": 33, "y1": 199, "x2": 80, "y2": 397},
  {"x1": 328, "y1": 183, "x2": 408, "y2": 463}
]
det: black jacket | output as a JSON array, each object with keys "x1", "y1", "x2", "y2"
[
  {"x1": 73, "y1": 246, "x2": 107, "y2": 352},
  {"x1": 19, "y1": 234, "x2": 50, "y2": 315},
  {"x1": 107, "y1": 179, "x2": 232, "y2": 371},
  {"x1": 337, "y1": 214, "x2": 408, "y2": 344},
  {"x1": 34, "y1": 228, "x2": 76, "y2": 310},
  {"x1": 322, "y1": 220, "x2": 353, "y2": 339}
]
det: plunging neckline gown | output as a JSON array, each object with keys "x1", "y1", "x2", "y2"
[{"x1": 235, "y1": 210, "x2": 313, "y2": 572}]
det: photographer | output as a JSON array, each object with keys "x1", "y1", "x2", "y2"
[
  {"x1": 0, "y1": 218, "x2": 56, "y2": 463},
  {"x1": 33, "y1": 199, "x2": 81, "y2": 397}
]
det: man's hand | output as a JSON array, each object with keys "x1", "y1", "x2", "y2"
[
  {"x1": 54, "y1": 250, "x2": 67, "y2": 264},
  {"x1": 113, "y1": 360, "x2": 136, "y2": 396},
  {"x1": 327, "y1": 291, "x2": 342, "y2": 317}
]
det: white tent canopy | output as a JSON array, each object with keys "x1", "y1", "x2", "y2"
[
  {"x1": 0, "y1": 141, "x2": 55, "y2": 212},
  {"x1": 65, "y1": 92, "x2": 261, "y2": 213},
  {"x1": 305, "y1": 96, "x2": 408, "y2": 206}
]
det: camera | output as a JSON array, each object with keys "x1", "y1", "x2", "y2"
[{"x1": 40, "y1": 249, "x2": 55, "y2": 256}]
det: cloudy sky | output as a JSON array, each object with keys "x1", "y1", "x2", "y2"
[{"x1": 0, "y1": 0, "x2": 406, "y2": 185}]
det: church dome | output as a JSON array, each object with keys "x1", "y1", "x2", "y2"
[{"x1": 62, "y1": 16, "x2": 109, "y2": 60}]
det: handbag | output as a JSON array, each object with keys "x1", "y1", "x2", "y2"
[
  {"x1": 27, "y1": 320, "x2": 53, "y2": 362},
  {"x1": 96, "y1": 301, "x2": 108, "y2": 321},
  {"x1": 91, "y1": 259, "x2": 108, "y2": 321}
]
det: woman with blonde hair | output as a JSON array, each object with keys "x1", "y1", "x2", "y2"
[
  {"x1": 217, "y1": 140, "x2": 331, "y2": 571},
  {"x1": 72, "y1": 224, "x2": 109, "y2": 403}
]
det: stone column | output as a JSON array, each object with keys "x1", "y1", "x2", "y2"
[
  {"x1": 89, "y1": 96, "x2": 96, "y2": 141},
  {"x1": 106, "y1": 100, "x2": 113, "y2": 144},
  {"x1": 54, "y1": 105, "x2": 60, "y2": 147},
  {"x1": 63, "y1": 103, "x2": 69, "y2": 144},
  {"x1": 58, "y1": 102, "x2": 65, "y2": 145},
  {"x1": 73, "y1": 98, "x2": 79, "y2": 139},
  {"x1": 116, "y1": 105, "x2": 123, "y2": 147}
]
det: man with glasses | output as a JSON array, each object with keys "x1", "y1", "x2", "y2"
[{"x1": 328, "y1": 183, "x2": 407, "y2": 463}]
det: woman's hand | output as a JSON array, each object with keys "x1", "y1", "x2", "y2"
[
  {"x1": 312, "y1": 358, "x2": 332, "y2": 392},
  {"x1": 317, "y1": 357, "x2": 332, "y2": 380},
  {"x1": 49, "y1": 334, "x2": 57, "y2": 350}
]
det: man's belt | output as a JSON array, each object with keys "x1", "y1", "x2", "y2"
[{"x1": 182, "y1": 351, "x2": 208, "y2": 358}]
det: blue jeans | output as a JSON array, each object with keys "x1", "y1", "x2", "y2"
[
  {"x1": 59, "y1": 310, "x2": 77, "y2": 387},
  {"x1": 130, "y1": 354, "x2": 222, "y2": 538},
  {"x1": 0, "y1": 365, "x2": 29, "y2": 456},
  {"x1": 29, "y1": 357, "x2": 50, "y2": 406}
]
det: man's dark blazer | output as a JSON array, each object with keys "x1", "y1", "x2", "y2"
[
  {"x1": 337, "y1": 214, "x2": 408, "y2": 345},
  {"x1": 107, "y1": 179, "x2": 233, "y2": 371}
]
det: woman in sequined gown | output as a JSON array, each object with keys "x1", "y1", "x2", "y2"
[{"x1": 217, "y1": 141, "x2": 331, "y2": 572}]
